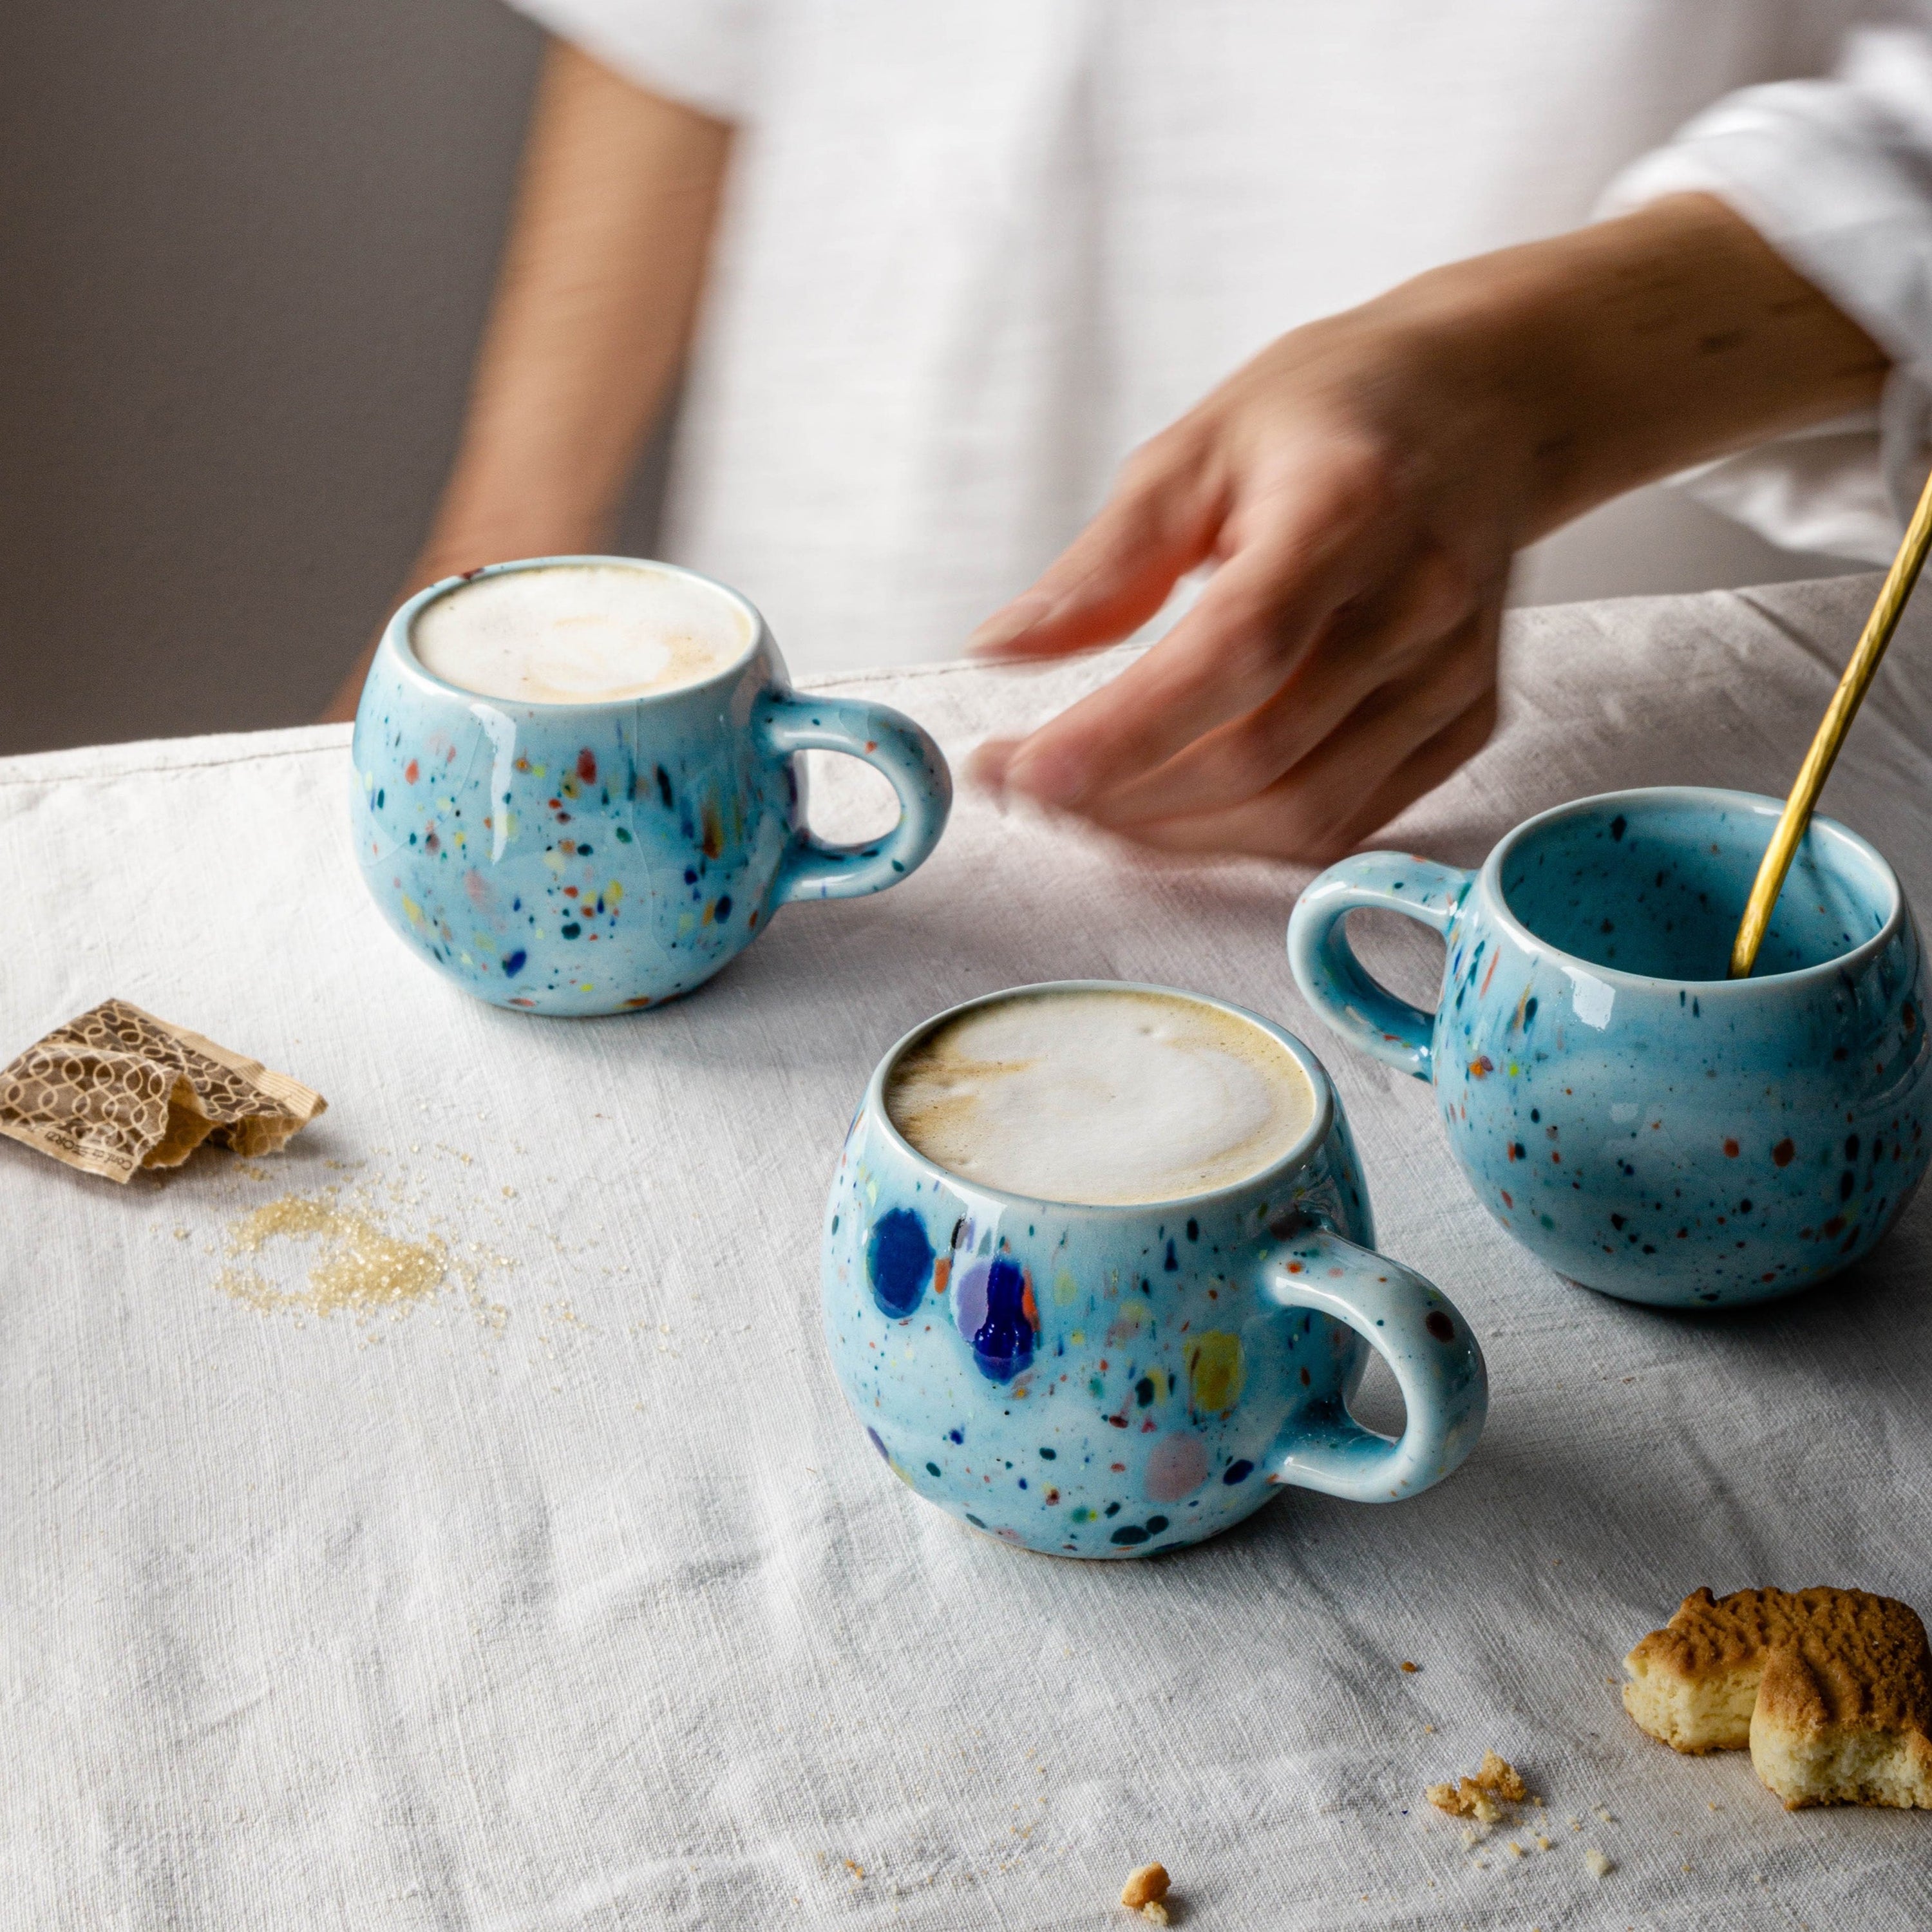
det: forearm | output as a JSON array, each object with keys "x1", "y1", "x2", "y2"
[
  {"x1": 1374, "y1": 193, "x2": 1890, "y2": 542},
  {"x1": 422, "y1": 40, "x2": 732, "y2": 572}
]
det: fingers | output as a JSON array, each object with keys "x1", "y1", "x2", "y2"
[
  {"x1": 1077, "y1": 542, "x2": 1479, "y2": 828},
  {"x1": 967, "y1": 737, "x2": 1021, "y2": 793},
  {"x1": 995, "y1": 448, "x2": 1406, "y2": 810},
  {"x1": 967, "y1": 431, "x2": 1226, "y2": 661},
  {"x1": 1111, "y1": 603, "x2": 1501, "y2": 862}
]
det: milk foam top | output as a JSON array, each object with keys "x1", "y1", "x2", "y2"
[
  {"x1": 884, "y1": 988, "x2": 1318, "y2": 1206},
  {"x1": 410, "y1": 563, "x2": 753, "y2": 705}
]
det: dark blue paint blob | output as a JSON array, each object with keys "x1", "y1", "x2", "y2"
[
  {"x1": 947, "y1": 1428, "x2": 964, "y2": 1444},
  {"x1": 965, "y1": 1513, "x2": 985, "y2": 1528},
  {"x1": 866, "y1": 1427, "x2": 889, "y2": 1461},
  {"x1": 1163, "y1": 1238, "x2": 1179, "y2": 1272},
  {"x1": 1146, "y1": 1515, "x2": 1170, "y2": 1535},
  {"x1": 1223, "y1": 1459, "x2": 1255, "y2": 1484},
  {"x1": 560, "y1": 922, "x2": 582, "y2": 940},
  {"x1": 502, "y1": 950, "x2": 527, "y2": 978},
  {"x1": 1110, "y1": 1525, "x2": 1149, "y2": 1546},
  {"x1": 374, "y1": 788, "x2": 384, "y2": 810},
  {"x1": 656, "y1": 765, "x2": 674, "y2": 808},
  {"x1": 972, "y1": 1256, "x2": 1035, "y2": 1381},
  {"x1": 867, "y1": 1208, "x2": 934, "y2": 1318},
  {"x1": 715, "y1": 896, "x2": 733, "y2": 922},
  {"x1": 925, "y1": 1461, "x2": 942, "y2": 1477}
]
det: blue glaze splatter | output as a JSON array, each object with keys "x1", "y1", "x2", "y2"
[
  {"x1": 972, "y1": 1256, "x2": 1034, "y2": 1381},
  {"x1": 867, "y1": 1208, "x2": 934, "y2": 1318}
]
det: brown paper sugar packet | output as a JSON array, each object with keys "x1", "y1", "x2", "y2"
[{"x1": 0, "y1": 999, "x2": 326, "y2": 1183}]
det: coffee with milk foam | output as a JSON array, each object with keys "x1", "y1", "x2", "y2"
[
  {"x1": 412, "y1": 564, "x2": 752, "y2": 705},
  {"x1": 884, "y1": 989, "x2": 1317, "y2": 1206}
]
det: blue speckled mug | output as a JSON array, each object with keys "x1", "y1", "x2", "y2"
[
  {"x1": 350, "y1": 557, "x2": 951, "y2": 1014},
  {"x1": 1289, "y1": 788, "x2": 1931, "y2": 1308},
  {"x1": 821, "y1": 983, "x2": 1487, "y2": 1558}
]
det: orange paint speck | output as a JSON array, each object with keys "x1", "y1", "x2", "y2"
[
  {"x1": 933, "y1": 1256, "x2": 951, "y2": 1295},
  {"x1": 1481, "y1": 953, "x2": 1499, "y2": 995},
  {"x1": 1723, "y1": 1138, "x2": 1740, "y2": 1157},
  {"x1": 404, "y1": 759, "x2": 419, "y2": 784},
  {"x1": 1468, "y1": 1056, "x2": 1494, "y2": 1079}
]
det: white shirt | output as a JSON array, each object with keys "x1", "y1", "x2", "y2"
[{"x1": 509, "y1": 0, "x2": 1932, "y2": 676}]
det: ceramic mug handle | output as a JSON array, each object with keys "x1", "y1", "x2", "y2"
[
  {"x1": 757, "y1": 692, "x2": 952, "y2": 904},
  {"x1": 1260, "y1": 1220, "x2": 1487, "y2": 1502},
  {"x1": 1287, "y1": 854, "x2": 1472, "y2": 1080}
]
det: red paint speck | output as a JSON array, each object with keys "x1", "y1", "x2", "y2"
[
  {"x1": 576, "y1": 748, "x2": 598, "y2": 784},
  {"x1": 404, "y1": 759, "x2": 419, "y2": 784},
  {"x1": 1723, "y1": 1138, "x2": 1740, "y2": 1157},
  {"x1": 1499, "y1": 1190, "x2": 1513, "y2": 1209},
  {"x1": 1772, "y1": 1138, "x2": 1796, "y2": 1167}
]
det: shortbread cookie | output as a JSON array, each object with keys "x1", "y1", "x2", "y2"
[{"x1": 1623, "y1": 1586, "x2": 1932, "y2": 1810}]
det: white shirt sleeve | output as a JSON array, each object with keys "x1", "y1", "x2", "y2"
[
  {"x1": 504, "y1": 0, "x2": 765, "y2": 122},
  {"x1": 1602, "y1": 23, "x2": 1932, "y2": 564}
]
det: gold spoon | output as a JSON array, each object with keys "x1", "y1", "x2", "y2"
[{"x1": 1728, "y1": 464, "x2": 1932, "y2": 978}]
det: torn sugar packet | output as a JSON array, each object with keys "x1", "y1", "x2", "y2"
[{"x1": 0, "y1": 999, "x2": 325, "y2": 1183}]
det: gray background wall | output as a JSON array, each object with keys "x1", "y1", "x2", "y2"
[{"x1": 0, "y1": 0, "x2": 1853, "y2": 760}]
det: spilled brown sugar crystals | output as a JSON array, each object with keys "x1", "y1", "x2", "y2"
[
  {"x1": 1426, "y1": 1749, "x2": 1530, "y2": 1824},
  {"x1": 216, "y1": 1195, "x2": 447, "y2": 1318}
]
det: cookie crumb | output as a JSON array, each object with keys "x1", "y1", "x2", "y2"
[
  {"x1": 1506, "y1": 1841, "x2": 1525, "y2": 1859},
  {"x1": 1121, "y1": 1864, "x2": 1170, "y2": 1913},
  {"x1": 1425, "y1": 1750, "x2": 1530, "y2": 1820},
  {"x1": 1533, "y1": 1833, "x2": 1553, "y2": 1852},
  {"x1": 1140, "y1": 1906, "x2": 1170, "y2": 1927},
  {"x1": 1400, "y1": 1660, "x2": 1419, "y2": 1672},
  {"x1": 1584, "y1": 1848, "x2": 1614, "y2": 1879}
]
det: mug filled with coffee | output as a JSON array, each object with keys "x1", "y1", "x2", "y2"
[
  {"x1": 821, "y1": 982, "x2": 1488, "y2": 1557},
  {"x1": 350, "y1": 557, "x2": 951, "y2": 1014},
  {"x1": 1288, "y1": 786, "x2": 1930, "y2": 1307}
]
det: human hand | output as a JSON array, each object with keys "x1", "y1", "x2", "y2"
[{"x1": 969, "y1": 196, "x2": 1886, "y2": 862}]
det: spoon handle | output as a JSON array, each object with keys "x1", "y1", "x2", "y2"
[{"x1": 1728, "y1": 463, "x2": 1932, "y2": 978}]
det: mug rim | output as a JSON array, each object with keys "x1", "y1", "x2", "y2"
[
  {"x1": 864, "y1": 979, "x2": 1338, "y2": 1215},
  {"x1": 1478, "y1": 784, "x2": 1904, "y2": 996},
  {"x1": 381, "y1": 554, "x2": 768, "y2": 711}
]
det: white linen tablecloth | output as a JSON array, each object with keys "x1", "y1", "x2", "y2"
[{"x1": 4, "y1": 574, "x2": 1931, "y2": 1930}]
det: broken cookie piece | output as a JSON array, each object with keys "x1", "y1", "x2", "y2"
[
  {"x1": 1425, "y1": 1748, "x2": 1530, "y2": 1823},
  {"x1": 1121, "y1": 1862, "x2": 1170, "y2": 1920},
  {"x1": 1623, "y1": 1585, "x2": 1932, "y2": 1810}
]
